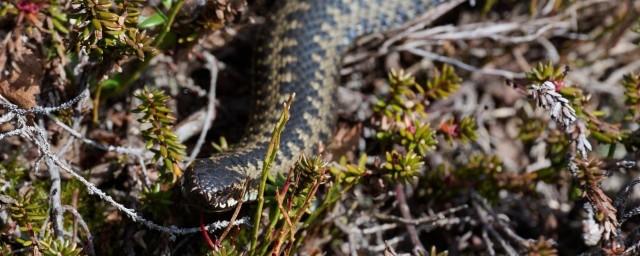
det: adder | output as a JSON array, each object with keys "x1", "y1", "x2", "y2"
[{"x1": 181, "y1": 0, "x2": 459, "y2": 211}]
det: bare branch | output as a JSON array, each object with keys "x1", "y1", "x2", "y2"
[
  {"x1": 51, "y1": 118, "x2": 145, "y2": 156},
  {"x1": 0, "y1": 89, "x2": 89, "y2": 115},
  {"x1": 63, "y1": 205, "x2": 95, "y2": 256},
  {"x1": 185, "y1": 51, "x2": 219, "y2": 165}
]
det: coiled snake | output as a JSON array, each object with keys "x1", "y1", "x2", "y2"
[{"x1": 182, "y1": 0, "x2": 450, "y2": 210}]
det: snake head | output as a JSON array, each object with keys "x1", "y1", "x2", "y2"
[{"x1": 181, "y1": 158, "x2": 258, "y2": 211}]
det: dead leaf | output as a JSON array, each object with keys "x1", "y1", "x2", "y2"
[
  {"x1": 326, "y1": 123, "x2": 362, "y2": 161},
  {"x1": 0, "y1": 47, "x2": 43, "y2": 109}
]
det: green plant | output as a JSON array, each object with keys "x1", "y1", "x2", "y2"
[
  {"x1": 0, "y1": 156, "x2": 95, "y2": 255},
  {"x1": 374, "y1": 65, "x2": 462, "y2": 121},
  {"x1": 423, "y1": 154, "x2": 538, "y2": 201},
  {"x1": 38, "y1": 231, "x2": 84, "y2": 256},
  {"x1": 622, "y1": 73, "x2": 640, "y2": 121},
  {"x1": 525, "y1": 62, "x2": 567, "y2": 84},
  {"x1": 381, "y1": 150, "x2": 424, "y2": 184},
  {"x1": 211, "y1": 136, "x2": 230, "y2": 153},
  {"x1": 424, "y1": 64, "x2": 462, "y2": 101},
  {"x1": 201, "y1": 94, "x2": 337, "y2": 255},
  {"x1": 376, "y1": 119, "x2": 437, "y2": 157},
  {"x1": 134, "y1": 87, "x2": 186, "y2": 182},
  {"x1": 140, "y1": 183, "x2": 174, "y2": 219},
  {"x1": 439, "y1": 116, "x2": 478, "y2": 143},
  {"x1": 428, "y1": 246, "x2": 450, "y2": 256},
  {"x1": 330, "y1": 154, "x2": 368, "y2": 185},
  {"x1": 374, "y1": 66, "x2": 472, "y2": 160},
  {"x1": 249, "y1": 94, "x2": 295, "y2": 254},
  {"x1": 374, "y1": 69, "x2": 425, "y2": 120},
  {"x1": 70, "y1": 0, "x2": 157, "y2": 60},
  {"x1": 8, "y1": 188, "x2": 48, "y2": 246}
]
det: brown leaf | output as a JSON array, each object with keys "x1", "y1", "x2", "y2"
[
  {"x1": 0, "y1": 48, "x2": 43, "y2": 109},
  {"x1": 89, "y1": 129, "x2": 122, "y2": 145},
  {"x1": 326, "y1": 123, "x2": 362, "y2": 161}
]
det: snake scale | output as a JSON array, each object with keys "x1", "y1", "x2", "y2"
[{"x1": 181, "y1": 0, "x2": 448, "y2": 211}]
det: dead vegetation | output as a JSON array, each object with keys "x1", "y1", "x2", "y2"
[{"x1": 1, "y1": 0, "x2": 640, "y2": 255}]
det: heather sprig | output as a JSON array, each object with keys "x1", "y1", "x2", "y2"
[
  {"x1": 438, "y1": 116, "x2": 478, "y2": 143},
  {"x1": 528, "y1": 80, "x2": 577, "y2": 129},
  {"x1": 374, "y1": 66, "x2": 469, "y2": 159},
  {"x1": 381, "y1": 150, "x2": 424, "y2": 184},
  {"x1": 133, "y1": 87, "x2": 186, "y2": 182},
  {"x1": 374, "y1": 69, "x2": 425, "y2": 120},
  {"x1": 330, "y1": 154, "x2": 368, "y2": 185},
  {"x1": 8, "y1": 188, "x2": 48, "y2": 238},
  {"x1": 524, "y1": 63, "x2": 591, "y2": 159},
  {"x1": 523, "y1": 63, "x2": 623, "y2": 246},
  {"x1": 573, "y1": 157, "x2": 618, "y2": 243},
  {"x1": 422, "y1": 154, "x2": 538, "y2": 201},
  {"x1": 70, "y1": 0, "x2": 157, "y2": 60},
  {"x1": 526, "y1": 237, "x2": 558, "y2": 256},
  {"x1": 518, "y1": 116, "x2": 547, "y2": 143},
  {"x1": 525, "y1": 62, "x2": 567, "y2": 83},
  {"x1": 140, "y1": 183, "x2": 174, "y2": 220},
  {"x1": 37, "y1": 231, "x2": 84, "y2": 256},
  {"x1": 584, "y1": 113, "x2": 624, "y2": 145},
  {"x1": 374, "y1": 65, "x2": 462, "y2": 121},
  {"x1": 429, "y1": 246, "x2": 450, "y2": 256},
  {"x1": 622, "y1": 73, "x2": 640, "y2": 121},
  {"x1": 373, "y1": 68, "x2": 476, "y2": 188},
  {"x1": 376, "y1": 119, "x2": 437, "y2": 157},
  {"x1": 0, "y1": 160, "x2": 89, "y2": 255},
  {"x1": 424, "y1": 64, "x2": 462, "y2": 101}
]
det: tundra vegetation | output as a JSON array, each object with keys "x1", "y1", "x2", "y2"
[{"x1": 1, "y1": 0, "x2": 640, "y2": 255}]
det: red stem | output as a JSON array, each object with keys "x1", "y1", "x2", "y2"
[{"x1": 199, "y1": 212, "x2": 217, "y2": 251}]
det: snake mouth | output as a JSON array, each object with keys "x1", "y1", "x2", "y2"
[
  {"x1": 207, "y1": 189, "x2": 259, "y2": 211},
  {"x1": 182, "y1": 158, "x2": 259, "y2": 211}
]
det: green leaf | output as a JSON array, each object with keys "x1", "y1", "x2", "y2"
[
  {"x1": 99, "y1": 76, "x2": 122, "y2": 91},
  {"x1": 51, "y1": 18, "x2": 69, "y2": 34},
  {"x1": 138, "y1": 13, "x2": 167, "y2": 29},
  {"x1": 145, "y1": 140, "x2": 154, "y2": 149},
  {"x1": 161, "y1": 0, "x2": 173, "y2": 10}
]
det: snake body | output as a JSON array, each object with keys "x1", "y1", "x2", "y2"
[{"x1": 182, "y1": 0, "x2": 446, "y2": 210}]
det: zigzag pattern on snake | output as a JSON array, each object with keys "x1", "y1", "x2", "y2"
[{"x1": 181, "y1": 0, "x2": 448, "y2": 211}]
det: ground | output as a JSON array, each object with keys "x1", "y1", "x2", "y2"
[{"x1": 1, "y1": 0, "x2": 640, "y2": 255}]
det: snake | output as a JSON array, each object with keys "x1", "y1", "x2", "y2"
[{"x1": 181, "y1": 0, "x2": 452, "y2": 211}]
